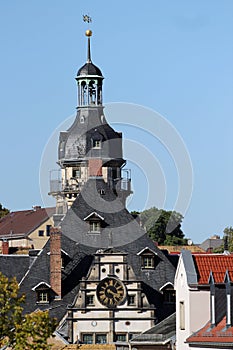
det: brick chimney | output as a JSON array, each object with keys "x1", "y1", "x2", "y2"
[
  {"x1": 89, "y1": 159, "x2": 102, "y2": 177},
  {"x1": 2, "y1": 240, "x2": 9, "y2": 255},
  {"x1": 50, "y1": 227, "x2": 61, "y2": 299}
]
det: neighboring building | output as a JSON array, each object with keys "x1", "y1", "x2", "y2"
[
  {"x1": 186, "y1": 269, "x2": 233, "y2": 349},
  {"x1": 174, "y1": 250, "x2": 233, "y2": 350},
  {"x1": 130, "y1": 312, "x2": 176, "y2": 349},
  {"x1": 0, "y1": 30, "x2": 177, "y2": 348},
  {"x1": 159, "y1": 245, "x2": 205, "y2": 254},
  {"x1": 198, "y1": 235, "x2": 223, "y2": 252},
  {"x1": 0, "y1": 206, "x2": 55, "y2": 251}
]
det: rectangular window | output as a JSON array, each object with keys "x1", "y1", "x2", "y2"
[
  {"x1": 164, "y1": 290, "x2": 176, "y2": 303},
  {"x1": 72, "y1": 167, "x2": 81, "y2": 178},
  {"x1": 116, "y1": 334, "x2": 126, "y2": 342},
  {"x1": 83, "y1": 334, "x2": 93, "y2": 344},
  {"x1": 89, "y1": 221, "x2": 101, "y2": 233},
  {"x1": 142, "y1": 256, "x2": 154, "y2": 269},
  {"x1": 38, "y1": 230, "x2": 44, "y2": 237},
  {"x1": 93, "y1": 140, "x2": 101, "y2": 148},
  {"x1": 96, "y1": 334, "x2": 107, "y2": 344},
  {"x1": 128, "y1": 295, "x2": 136, "y2": 305},
  {"x1": 46, "y1": 225, "x2": 51, "y2": 236},
  {"x1": 37, "y1": 291, "x2": 48, "y2": 303},
  {"x1": 86, "y1": 294, "x2": 94, "y2": 305},
  {"x1": 179, "y1": 301, "x2": 185, "y2": 330}
]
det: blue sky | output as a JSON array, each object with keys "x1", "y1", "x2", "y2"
[{"x1": 0, "y1": 0, "x2": 232, "y2": 243}]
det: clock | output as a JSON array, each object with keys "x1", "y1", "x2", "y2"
[{"x1": 96, "y1": 277, "x2": 125, "y2": 308}]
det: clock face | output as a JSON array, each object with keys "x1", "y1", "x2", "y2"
[{"x1": 97, "y1": 277, "x2": 125, "y2": 308}]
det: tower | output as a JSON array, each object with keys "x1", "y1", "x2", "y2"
[{"x1": 49, "y1": 30, "x2": 132, "y2": 224}]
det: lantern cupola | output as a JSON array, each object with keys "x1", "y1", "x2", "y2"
[{"x1": 76, "y1": 30, "x2": 104, "y2": 107}]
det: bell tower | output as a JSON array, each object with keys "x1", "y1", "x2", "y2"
[
  {"x1": 76, "y1": 30, "x2": 103, "y2": 107},
  {"x1": 49, "y1": 30, "x2": 132, "y2": 225}
]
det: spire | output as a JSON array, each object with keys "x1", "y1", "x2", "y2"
[{"x1": 86, "y1": 30, "x2": 92, "y2": 63}]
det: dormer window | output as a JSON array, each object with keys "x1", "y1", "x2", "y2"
[
  {"x1": 90, "y1": 221, "x2": 101, "y2": 233},
  {"x1": 37, "y1": 291, "x2": 49, "y2": 303},
  {"x1": 32, "y1": 282, "x2": 51, "y2": 304},
  {"x1": 93, "y1": 140, "x2": 101, "y2": 148},
  {"x1": 142, "y1": 256, "x2": 154, "y2": 269},
  {"x1": 137, "y1": 247, "x2": 158, "y2": 270},
  {"x1": 160, "y1": 283, "x2": 176, "y2": 304},
  {"x1": 84, "y1": 212, "x2": 105, "y2": 234}
]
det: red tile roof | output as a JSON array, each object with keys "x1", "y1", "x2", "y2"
[
  {"x1": 187, "y1": 316, "x2": 233, "y2": 344},
  {"x1": 0, "y1": 207, "x2": 55, "y2": 239},
  {"x1": 193, "y1": 255, "x2": 233, "y2": 284}
]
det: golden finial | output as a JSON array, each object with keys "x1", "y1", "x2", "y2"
[{"x1": 85, "y1": 29, "x2": 92, "y2": 37}]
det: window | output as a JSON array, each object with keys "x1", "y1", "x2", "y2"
[
  {"x1": 37, "y1": 291, "x2": 49, "y2": 303},
  {"x1": 96, "y1": 334, "x2": 107, "y2": 344},
  {"x1": 179, "y1": 301, "x2": 185, "y2": 330},
  {"x1": 72, "y1": 167, "x2": 81, "y2": 178},
  {"x1": 86, "y1": 294, "x2": 94, "y2": 305},
  {"x1": 89, "y1": 221, "x2": 101, "y2": 233},
  {"x1": 142, "y1": 256, "x2": 154, "y2": 269},
  {"x1": 163, "y1": 289, "x2": 176, "y2": 303},
  {"x1": 83, "y1": 334, "x2": 93, "y2": 344},
  {"x1": 38, "y1": 230, "x2": 44, "y2": 237},
  {"x1": 116, "y1": 334, "x2": 126, "y2": 342},
  {"x1": 93, "y1": 140, "x2": 101, "y2": 148},
  {"x1": 128, "y1": 295, "x2": 136, "y2": 306},
  {"x1": 46, "y1": 225, "x2": 51, "y2": 236}
]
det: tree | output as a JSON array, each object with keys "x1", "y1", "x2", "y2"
[
  {"x1": 214, "y1": 226, "x2": 233, "y2": 253},
  {"x1": 0, "y1": 203, "x2": 9, "y2": 219},
  {"x1": 139, "y1": 207, "x2": 186, "y2": 245},
  {"x1": 14, "y1": 311, "x2": 57, "y2": 350},
  {"x1": 223, "y1": 226, "x2": 233, "y2": 252},
  {"x1": 0, "y1": 272, "x2": 57, "y2": 349}
]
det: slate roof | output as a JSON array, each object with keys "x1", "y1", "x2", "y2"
[
  {"x1": 61, "y1": 177, "x2": 176, "y2": 320},
  {"x1": 199, "y1": 238, "x2": 223, "y2": 252},
  {"x1": 19, "y1": 234, "x2": 95, "y2": 322},
  {"x1": 193, "y1": 254, "x2": 233, "y2": 284},
  {"x1": 77, "y1": 62, "x2": 103, "y2": 77},
  {"x1": 131, "y1": 312, "x2": 176, "y2": 344},
  {"x1": 17, "y1": 178, "x2": 176, "y2": 325},
  {"x1": 0, "y1": 207, "x2": 55, "y2": 239},
  {"x1": 0, "y1": 255, "x2": 31, "y2": 282},
  {"x1": 186, "y1": 316, "x2": 233, "y2": 346},
  {"x1": 58, "y1": 108, "x2": 123, "y2": 164}
]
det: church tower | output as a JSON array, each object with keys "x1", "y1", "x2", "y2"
[{"x1": 50, "y1": 30, "x2": 132, "y2": 223}]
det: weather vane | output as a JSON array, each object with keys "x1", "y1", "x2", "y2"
[{"x1": 83, "y1": 14, "x2": 92, "y2": 24}]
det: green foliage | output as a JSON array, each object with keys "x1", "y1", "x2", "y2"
[
  {"x1": 224, "y1": 226, "x2": 233, "y2": 252},
  {"x1": 14, "y1": 311, "x2": 57, "y2": 350},
  {"x1": 139, "y1": 207, "x2": 186, "y2": 245},
  {"x1": 214, "y1": 226, "x2": 233, "y2": 253},
  {"x1": 0, "y1": 203, "x2": 9, "y2": 219},
  {"x1": 0, "y1": 272, "x2": 57, "y2": 349}
]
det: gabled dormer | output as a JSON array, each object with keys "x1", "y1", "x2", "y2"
[
  {"x1": 84, "y1": 212, "x2": 105, "y2": 233},
  {"x1": 32, "y1": 282, "x2": 52, "y2": 304},
  {"x1": 137, "y1": 247, "x2": 159, "y2": 269}
]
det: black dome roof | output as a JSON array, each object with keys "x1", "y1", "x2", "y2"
[{"x1": 77, "y1": 62, "x2": 103, "y2": 77}]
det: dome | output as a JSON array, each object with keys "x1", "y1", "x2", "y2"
[{"x1": 77, "y1": 62, "x2": 103, "y2": 77}]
